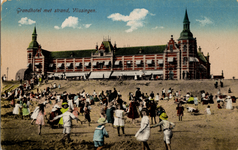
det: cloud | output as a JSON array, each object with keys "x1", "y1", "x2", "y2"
[
  {"x1": 196, "y1": 16, "x2": 213, "y2": 26},
  {"x1": 61, "y1": 16, "x2": 79, "y2": 29},
  {"x1": 18, "y1": 17, "x2": 36, "y2": 26},
  {"x1": 55, "y1": 16, "x2": 91, "y2": 29},
  {"x1": 1, "y1": 0, "x2": 7, "y2": 5},
  {"x1": 152, "y1": 26, "x2": 164, "y2": 30},
  {"x1": 83, "y1": 24, "x2": 92, "y2": 28},
  {"x1": 107, "y1": 8, "x2": 151, "y2": 33},
  {"x1": 54, "y1": 26, "x2": 60, "y2": 30}
]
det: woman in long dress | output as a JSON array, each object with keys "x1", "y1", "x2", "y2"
[
  {"x1": 106, "y1": 103, "x2": 115, "y2": 126},
  {"x1": 114, "y1": 104, "x2": 125, "y2": 136},
  {"x1": 225, "y1": 96, "x2": 233, "y2": 110},
  {"x1": 35, "y1": 104, "x2": 45, "y2": 135},
  {"x1": 135, "y1": 108, "x2": 151, "y2": 150},
  {"x1": 127, "y1": 97, "x2": 139, "y2": 124}
]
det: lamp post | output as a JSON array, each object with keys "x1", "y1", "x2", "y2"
[{"x1": 7, "y1": 67, "x2": 9, "y2": 81}]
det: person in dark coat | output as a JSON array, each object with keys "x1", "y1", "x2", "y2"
[
  {"x1": 220, "y1": 80, "x2": 223, "y2": 88},
  {"x1": 112, "y1": 88, "x2": 118, "y2": 100},
  {"x1": 148, "y1": 100, "x2": 157, "y2": 124},
  {"x1": 135, "y1": 88, "x2": 141, "y2": 101},
  {"x1": 150, "y1": 91, "x2": 155, "y2": 99}
]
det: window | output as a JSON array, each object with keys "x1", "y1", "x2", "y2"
[
  {"x1": 183, "y1": 57, "x2": 187, "y2": 65},
  {"x1": 170, "y1": 45, "x2": 173, "y2": 51},
  {"x1": 100, "y1": 63, "x2": 104, "y2": 69},
  {"x1": 127, "y1": 61, "x2": 131, "y2": 68},
  {"x1": 29, "y1": 53, "x2": 31, "y2": 58},
  {"x1": 189, "y1": 45, "x2": 193, "y2": 52},
  {"x1": 183, "y1": 45, "x2": 187, "y2": 52}
]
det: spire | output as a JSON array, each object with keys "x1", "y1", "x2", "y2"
[
  {"x1": 33, "y1": 25, "x2": 37, "y2": 35},
  {"x1": 183, "y1": 9, "x2": 189, "y2": 24},
  {"x1": 32, "y1": 26, "x2": 37, "y2": 41},
  {"x1": 178, "y1": 9, "x2": 193, "y2": 40},
  {"x1": 28, "y1": 26, "x2": 39, "y2": 49}
]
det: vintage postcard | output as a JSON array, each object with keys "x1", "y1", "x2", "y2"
[{"x1": 1, "y1": 0, "x2": 238, "y2": 150}]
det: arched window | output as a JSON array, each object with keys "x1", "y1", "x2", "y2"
[
  {"x1": 183, "y1": 57, "x2": 187, "y2": 65},
  {"x1": 183, "y1": 45, "x2": 187, "y2": 51},
  {"x1": 28, "y1": 53, "x2": 31, "y2": 58}
]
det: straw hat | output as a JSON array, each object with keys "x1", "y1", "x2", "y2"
[
  {"x1": 97, "y1": 117, "x2": 107, "y2": 125},
  {"x1": 159, "y1": 112, "x2": 168, "y2": 120}
]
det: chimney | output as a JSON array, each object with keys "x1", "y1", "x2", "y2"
[
  {"x1": 114, "y1": 42, "x2": 117, "y2": 49},
  {"x1": 207, "y1": 52, "x2": 209, "y2": 62},
  {"x1": 96, "y1": 43, "x2": 98, "y2": 50},
  {"x1": 198, "y1": 46, "x2": 201, "y2": 52}
]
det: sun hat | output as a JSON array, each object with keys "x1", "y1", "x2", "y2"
[
  {"x1": 97, "y1": 117, "x2": 107, "y2": 125},
  {"x1": 159, "y1": 112, "x2": 168, "y2": 120},
  {"x1": 62, "y1": 102, "x2": 68, "y2": 106},
  {"x1": 51, "y1": 108, "x2": 57, "y2": 112},
  {"x1": 157, "y1": 105, "x2": 162, "y2": 109}
]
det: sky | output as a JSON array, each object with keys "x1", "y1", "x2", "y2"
[{"x1": 1, "y1": 0, "x2": 238, "y2": 80}]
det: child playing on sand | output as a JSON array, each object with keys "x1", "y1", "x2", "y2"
[
  {"x1": 35, "y1": 104, "x2": 45, "y2": 135},
  {"x1": 135, "y1": 108, "x2": 151, "y2": 150},
  {"x1": 114, "y1": 104, "x2": 125, "y2": 136},
  {"x1": 176, "y1": 103, "x2": 184, "y2": 121},
  {"x1": 93, "y1": 117, "x2": 109, "y2": 150},
  {"x1": 83, "y1": 102, "x2": 92, "y2": 126},
  {"x1": 31, "y1": 104, "x2": 40, "y2": 124},
  {"x1": 151, "y1": 113, "x2": 175, "y2": 150},
  {"x1": 13, "y1": 101, "x2": 22, "y2": 119},
  {"x1": 205, "y1": 105, "x2": 211, "y2": 115},
  {"x1": 50, "y1": 108, "x2": 81, "y2": 143}
]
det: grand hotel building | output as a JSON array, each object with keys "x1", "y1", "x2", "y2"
[{"x1": 24, "y1": 10, "x2": 210, "y2": 80}]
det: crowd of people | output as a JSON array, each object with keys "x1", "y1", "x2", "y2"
[{"x1": 3, "y1": 80, "x2": 236, "y2": 150}]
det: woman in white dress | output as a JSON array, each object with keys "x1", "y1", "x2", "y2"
[
  {"x1": 114, "y1": 104, "x2": 125, "y2": 136},
  {"x1": 67, "y1": 96, "x2": 74, "y2": 110},
  {"x1": 13, "y1": 101, "x2": 22, "y2": 119},
  {"x1": 31, "y1": 104, "x2": 40, "y2": 124},
  {"x1": 135, "y1": 108, "x2": 151, "y2": 150},
  {"x1": 225, "y1": 96, "x2": 233, "y2": 110}
]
